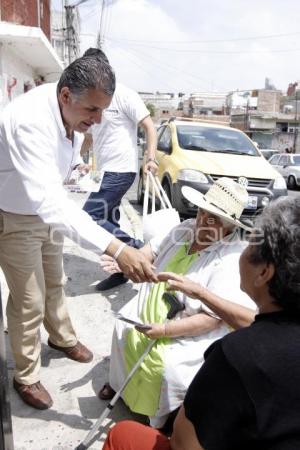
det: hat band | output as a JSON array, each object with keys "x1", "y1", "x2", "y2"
[{"x1": 203, "y1": 197, "x2": 237, "y2": 220}]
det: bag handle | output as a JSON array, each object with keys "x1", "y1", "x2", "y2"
[
  {"x1": 143, "y1": 172, "x2": 172, "y2": 219},
  {"x1": 148, "y1": 171, "x2": 172, "y2": 209},
  {"x1": 143, "y1": 172, "x2": 150, "y2": 218},
  {"x1": 143, "y1": 172, "x2": 158, "y2": 218}
]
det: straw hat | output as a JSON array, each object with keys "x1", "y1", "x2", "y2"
[{"x1": 182, "y1": 177, "x2": 252, "y2": 231}]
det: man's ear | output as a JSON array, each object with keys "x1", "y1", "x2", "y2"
[
  {"x1": 254, "y1": 263, "x2": 275, "y2": 287},
  {"x1": 58, "y1": 87, "x2": 72, "y2": 106}
]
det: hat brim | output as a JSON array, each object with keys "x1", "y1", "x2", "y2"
[{"x1": 181, "y1": 185, "x2": 253, "y2": 232}]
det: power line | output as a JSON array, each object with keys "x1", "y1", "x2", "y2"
[
  {"x1": 107, "y1": 30, "x2": 300, "y2": 45},
  {"x1": 127, "y1": 46, "x2": 212, "y2": 91},
  {"x1": 107, "y1": 38, "x2": 300, "y2": 54},
  {"x1": 111, "y1": 45, "x2": 180, "y2": 92}
]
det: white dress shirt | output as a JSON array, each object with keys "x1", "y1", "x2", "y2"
[{"x1": 0, "y1": 83, "x2": 113, "y2": 253}]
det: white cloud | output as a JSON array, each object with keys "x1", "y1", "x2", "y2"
[{"x1": 77, "y1": 0, "x2": 300, "y2": 94}]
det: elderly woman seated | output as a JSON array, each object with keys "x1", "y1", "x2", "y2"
[
  {"x1": 99, "y1": 177, "x2": 256, "y2": 428},
  {"x1": 102, "y1": 195, "x2": 300, "y2": 450}
]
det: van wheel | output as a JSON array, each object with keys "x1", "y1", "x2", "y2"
[
  {"x1": 288, "y1": 175, "x2": 296, "y2": 190},
  {"x1": 137, "y1": 173, "x2": 144, "y2": 204}
]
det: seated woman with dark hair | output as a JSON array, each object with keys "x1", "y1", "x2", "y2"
[{"x1": 102, "y1": 196, "x2": 300, "y2": 450}]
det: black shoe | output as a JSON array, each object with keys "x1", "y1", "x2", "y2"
[{"x1": 96, "y1": 273, "x2": 128, "y2": 291}]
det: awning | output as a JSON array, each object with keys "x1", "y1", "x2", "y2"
[{"x1": 0, "y1": 22, "x2": 64, "y2": 81}]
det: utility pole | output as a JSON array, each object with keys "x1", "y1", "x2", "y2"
[
  {"x1": 64, "y1": 1, "x2": 72, "y2": 65},
  {"x1": 64, "y1": 0, "x2": 91, "y2": 64},
  {"x1": 294, "y1": 91, "x2": 299, "y2": 153},
  {"x1": 97, "y1": 0, "x2": 105, "y2": 49}
]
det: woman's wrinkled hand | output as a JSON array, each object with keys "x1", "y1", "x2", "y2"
[
  {"x1": 135, "y1": 323, "x2": 166, "y2": 339},
  {"x1": 158, "y1": 272, "x2": 205, "y2": 299}
]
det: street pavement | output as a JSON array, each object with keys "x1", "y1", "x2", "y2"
[
  {"x1": 0, "y1": 186, "x2": 144, "y2": 450},
  {"x1": 0, "y1": 182, "x2": 299, "y2": 450}
]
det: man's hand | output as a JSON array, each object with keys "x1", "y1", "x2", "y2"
[
  {"x1": 77, "y1": 163, "x2": 90, "y2": 175},
  {"x1": 144, "y1": 160, "x2": 158, "y2": 175},
  {"x1": 158, "y1": 272, "x2": 205, "y2": 299},
  {"x1": 117, "y1": 246, "x2": 158, "y2": 283}
]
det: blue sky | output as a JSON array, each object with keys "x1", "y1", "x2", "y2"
[{"x1": 52, "y1": 0, "x2": 300, "y2": 94}]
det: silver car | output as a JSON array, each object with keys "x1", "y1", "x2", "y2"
[{"x1": 269, "y1": 153, "x2": 300, "y2": 189}]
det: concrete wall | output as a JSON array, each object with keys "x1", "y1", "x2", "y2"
[
  {"x1": 272, "y1": 132, "x2": 299, "y2": 153},
  {"x1": 257, "y1": 90, "x2": 281, "y2": 114},
  {"x1": 0, "y1": 44, "x2": 37, "y2": 109},
  {"x1": 1, "y1": 0, "x2": 51, "y2": 40}
]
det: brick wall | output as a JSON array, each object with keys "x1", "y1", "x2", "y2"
[{"x1": 1, "y1": 0, "x2": 51, "y2": 40}]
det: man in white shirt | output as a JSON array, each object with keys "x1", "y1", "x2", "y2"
[
  {"x1": 82, "y1": 48, "x2": 158, "y2": 291},
  {"x1": 0, "y1": 55, "x2": 156, "y2": 410}
]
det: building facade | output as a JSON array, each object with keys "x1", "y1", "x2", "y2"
[
  {"x1": 228, "y1": 89, "x2": 300, "y2": 152},
  {"x1": 0, "y1": 0, "x2": 63, "y2": 109},
  {"x1": 1, "y1": 0, "x2": 51, "y2": 39},
  {"x1": 183, "y1": 92, "x2": 227, "y2": 117}
]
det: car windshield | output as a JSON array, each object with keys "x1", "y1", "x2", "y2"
[
  {"x1": 292, "y1": 155, "x2": 300, "y2": 165},
  {"x1": 177, "y1": 125, "x2": 259, "y2": 156}
]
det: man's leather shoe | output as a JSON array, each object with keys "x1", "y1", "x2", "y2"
[
  {"x1": 96, "y1": 273, "x2": 128, "y2": 291},
  {"x1": 48, "y1": 339, "x2": 93, "y2": 363},
  {"x1": 13, "y1": 379, "x2": 53, "y2": 410}
]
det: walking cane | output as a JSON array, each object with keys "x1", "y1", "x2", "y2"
[{"x1": 75, "y1": 292, "x2": 184, "y2": 450}]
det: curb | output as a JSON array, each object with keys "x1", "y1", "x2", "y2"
[{"x1": 121, "y1": 198, "x2": 143, "y2": 241}]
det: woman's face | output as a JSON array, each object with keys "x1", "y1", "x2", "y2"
[
  {"x1": 239, "y1": 242, "x2": 255, "y2": 298},
  {"x1": 195, "y1": 209, "x2": 234, "y2": 245},
  {"x1": 239, "y1": 238, "x2": 274, "y2": 306}
]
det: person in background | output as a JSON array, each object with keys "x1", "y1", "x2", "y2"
[
  {"x1": 82, "y1": 48, "x2": 158, "y2": 291},
  {"x1": 98, "y1": 178, "x2": 255, "y2": 429},
  {"x1": 0, "y1": 55, "x2": 156, "y2": 410},
  {"x1": 102, "y1": 196, "x2": 300, "y2": 450}
]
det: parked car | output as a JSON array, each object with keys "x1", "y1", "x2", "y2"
[
  {"x1": 269, "y1": 153, "x2": 300, "y2": 189},
  {"x1": 257, "y1": 142, "x2": 280, "y2": 160},
  {"x1": 138, "y1": 118, "x2": 287, "y2": 219}
]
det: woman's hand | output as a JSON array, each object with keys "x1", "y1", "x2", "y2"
[
  {"x1": 135, "y1": 323, "x2": 166, "y2": 339},
  {"x1": 158, "y1": 272, "x2": 206, "y2": 299}
]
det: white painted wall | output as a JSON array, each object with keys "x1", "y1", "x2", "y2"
[{"x1": 0, "y1": 44, "x2": 37, "y2": 109}]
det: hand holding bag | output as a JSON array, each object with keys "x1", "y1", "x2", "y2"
[{"x1": 142, "y1": 172, "x2": 180, "y2": 242}]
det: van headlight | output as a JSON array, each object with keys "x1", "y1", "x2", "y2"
[
  {"x1": 177, "y1": 169, "x2": 209, "y2": 183},
  {"x1": 273, "y1": 177, "x2": 287, "y2": 190}
]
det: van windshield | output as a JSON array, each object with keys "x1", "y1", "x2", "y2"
[{"x1": 177, "y1": 125, "x2": 260, "y2": 156}]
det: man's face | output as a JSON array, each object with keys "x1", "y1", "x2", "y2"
[{"x1": 58, "y1": 87, "x2": 112, "y2": 133}]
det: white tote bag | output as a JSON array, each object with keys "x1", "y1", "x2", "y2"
[{"x1": 142, "y1": 172, "x2": 180, "y2": 242}]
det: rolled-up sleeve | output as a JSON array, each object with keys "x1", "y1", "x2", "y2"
[{"x1": 5, "y1": 121, "x2": 113, "y2": 253}]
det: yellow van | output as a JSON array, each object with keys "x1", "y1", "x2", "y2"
[{"x1": 138, "y1": 118, "x2": 287, "y2": 218}]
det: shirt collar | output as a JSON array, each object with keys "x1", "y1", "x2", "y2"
[
  {"x1": 198, "y1": 229, "x2": 239, "y2": 256},
  {"x1": 48, "y1": 82, "x2": 72, "y2": 140}
]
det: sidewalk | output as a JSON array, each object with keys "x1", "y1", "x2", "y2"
[{"x1": 0, "y1": 191, "x2": 144, "y2": 450}]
